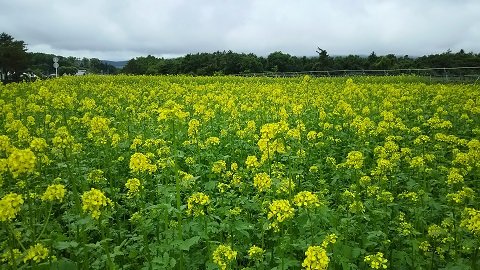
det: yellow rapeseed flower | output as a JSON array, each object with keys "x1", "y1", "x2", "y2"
[
  {"x1": 349, "y1": 200, "x2": 365, "y2": 214},
  {"x1": 205, "y1": 136, "x2": 220, "y2": 147},
  {"x1": 294, "y1": 191, "x2": 320, "y2": 208},
  {"x1": 81, "y1": 188, "x2": 113, "y2": 219},
  {"x1": 364, "y1": 252, "x2": 388, "y2": 269},
  {"x1": 187, "y1": 119, "x2": 201, "y2": 138},
  {"x1": 213, "y1": 245, "x2": 237, "y2": 270},
  {"x1": 461, "y1": 207, "x2": 480, "y2": 236},
  {"x1": 52, "y1": 126, "x2": 74, "y2": 149},
  {"x1": 248, "y1": 245, "x2": 264, "y2": 262},
  {"x1": 0, "y1": 135, "x2": 13, "y2": 154},
  {"x1": 24, "y1": 243, "x2": 49, "y2": 263},
  {"x1": 409, "y1": 156, "x2": 424, "y2": 169},
  {"x1": 88, "y1": 169, "x2": 107, "y2": 183},
  {"x1": 345, "y1": 151, "x2": 363, "y2": 169},
  {"x1": 186, "y1": 192, "x2": 210, "y2": 217},
  {"x1": 253, "y1": 172, "x2": 271, "y2": 192},
  {"x1": 419, "y1": 241, "x2": 431, "y2": 254},
  {"x1": 125, "y1": 178, "x2": 142, "y2": 198},
  {"x1": 1, "y1": 248, "x2": 21, "y2": 266},
  {"x1": 321, "y1": 233, "x2": 338, "y2": 248},
  {"x1": 245, "y1": 155, "x2": 260, "y2": 169},
  {"x1": 267, "y1": 199, "x2": 294, "y2": 231},
  {"x1": 7, "y1": 148, "x2": 36, "y2": 178},
  {"x1": 276, "y1": 177, "x2": 295, "y2": 194},
  {"x1": 428, "y1": 224, "x2": 444, "y2": 240},
  {"x1": 0, "y1": 193, "x2": 24, "y2": 221},
  {"x1": 30, "y1": 137, "x2": 48, "y2": 152},
  {"x1": 88, "y1": 116, "x2": 110, "y2": 136},
  {"x1": 302, "y1": 246, "x2": 329, "y2": 270},
  {"x1": 41, "y1": 184, "x2": 66, "y2": 202},
  {"x1": 129, "y1": 152, "x2": 157, "y2": 174},
  {"x1": 446, "y1": 168, "x2": 464, "y2": 185},
  {"x1": 212, "y1": 160, "x2": 226, "y2": 174},
  {"x1": 185, "y1": 156, "x2": 195, "y2": 166}
]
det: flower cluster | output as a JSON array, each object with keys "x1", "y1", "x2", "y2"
[
  {"x1": 344, "y1": 151, "x2": 364, "y2": 169},
  {"x1": 364, "y1": 252, "x2": 388, "y2": 269},
  {"x1": 187, "y1": 119, "x2": 200, "y2": 138},
  {"x1": 179, "y1": 171, "x2": 196, "y2": 188},
  {"x1": 41, "y1": 184, "x2": 66, "y2": 202},
  {"x1": 186, "y1": 192, "x2": 210, "y2": 217},
  {"x1": 213, "y1": 245, "x2": 237, "y2": 270},
  {"x1": 30, "y1": 137, "x2": 48, "y2": 152},
  {"x1": 461, "y1": 207, "x2": 480, "y2": 236},
  {"x1": 1, "y1": 248, "x2": 21, "y2": 266},
  {"x1": 52, "y1": 126, "x2": 75, "y2": 149},
  {"x1": 446, "y1": 168, "x2": 464, "y2": 185},
  {"x1": 321, "y1": 233, "x2": 338, "y2": 248},
  {"x1": 129, "y1": 152, "x2": 157, "y2": 174},
  {"x1": 302, "y1": 246, "x2": 329, "y2": 270},
  {"x1": 125, "y1": 178, "x2": 142, "y2": 198},
  {"x1": 276, "y1": 178, "x2": 296, "y2": 194},
  {"x1": 419, "y1": 241, "x2": 431, "y2": 254},
  {"x1": 0, "y1": 135, "x2": 12, "y2": 153},
  {"x1": 0, "y1": 193, "x2": 24, "y2": 221},
  {"x1": 204, "y1": 136, "x2": 220, "y2": 147},
  {"x1": 267, "y1": 199, "x2": 294, "y2": 231},
  {"x1": 349, "y1": 200, "x2": 365, "y2": 214},
  {"x1": 7, "y1": 148, "x2": 36, "y2": 178},
  {"x1": 253, "y1": 172, "x2": 271, "y2": 192},
  {"x1": 248, "y1": 245, "x2": 264, "y2": 262},
  {"x1": 427, "y1": 224, "x2": 444, "y2": 239},
  {"x1": 245, "y1": 155, "x2": 260, "y2": 169},
  {"x1": 157, "y1": 100, "x2": 190, "y2": 121},
  {"x1": 88, "y1": 116, "x2": 110, "y2": 136},
  {"x1": 294, "y1": 191, "x2": 321, "y2": 208},
  {"x1": 24, "y1": 243, "x2": 49, "y2": 263},
  {"x1": 446, "y1": 187, "x2": 474, "y2": 204},
  {"x1": 87, "y1": 169, "x2": 107, "y2": 183},
  {"x1": 212, "y1": 160, "x2": 226, "y2": 174},
  {"x1": 81, "y1": 188, "x2": 113, "y2": 219}
]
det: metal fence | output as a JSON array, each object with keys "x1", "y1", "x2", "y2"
[{"x1": 235, "y1": 67, "x2": 480, "y2": 82}]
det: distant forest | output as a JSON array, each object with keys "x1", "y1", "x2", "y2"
[
  {"x1": 23, "y1": 48, "x2": 480, "y2": 77},
  {"x1": 121, "y1": 49, "x2": 480, "y2": 76},
  {"x1": 2, "y1": 32, "x2": 480, "y2": 79}
]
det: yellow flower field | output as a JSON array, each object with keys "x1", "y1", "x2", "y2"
[{"x1": 0, "y1": 75, "x2": 479, "y2": 269}]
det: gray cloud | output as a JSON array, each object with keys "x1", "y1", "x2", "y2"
[{"x1": 1, "y1": 0, "x2": 479, "y2": 60}]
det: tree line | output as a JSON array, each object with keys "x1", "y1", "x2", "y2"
[
  {"x1": 122, "y1": 48, "x2": 480, "y2": 76},
  {"x1": 1, "y1": 32, "x2": 118, "y2": 82},
  {"x1": 2, "y1": 32, "x2": 480, "y2": 82}
]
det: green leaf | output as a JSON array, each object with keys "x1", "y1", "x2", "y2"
[
  {"x1": 53, "y1": 241, "x2": 79, "y2": 250},
  {"x1": 205, "y1": 181, "x2": 218, "y2": 191},
  {"x1": 179, "y1": 236, "x2": 201, "y2": 251},
  {"x1": 48, "y1": 259, "x2": 77, "y2": 270},
  {"x1": 351, "y1": 247, "x2": 364, "y2": 259}
]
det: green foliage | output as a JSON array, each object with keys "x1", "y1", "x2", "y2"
[{"x1": 0, "y1": 32, "x2": 29, "y2": 81}]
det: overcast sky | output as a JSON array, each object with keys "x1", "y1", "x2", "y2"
[{"x1": 1, "y1": 0, "x2": 479, "y2": 61}]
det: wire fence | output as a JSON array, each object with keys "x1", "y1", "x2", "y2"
[{"x1": 235, "y1": 66, "x2": 480, "y2": 82}]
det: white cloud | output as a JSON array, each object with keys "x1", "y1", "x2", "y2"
[{"x1": 1, "y1": 0, "x2": 479, "y2": 60}]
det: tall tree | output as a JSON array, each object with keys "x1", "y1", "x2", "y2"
[
  {"x1": 0, "y1": 33, "x2": 29, "y2": 81},
  {"x1": 315, "y1": 47, "x2": 333, "y2": 71}
]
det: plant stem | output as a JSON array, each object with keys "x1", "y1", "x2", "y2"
[
  {"x1": 172, "y1": 120, "x2": 184, "y2": 269},
  {"x1": 307, "y1": 209, "x2": 314, "y2": 246},
  {"x1": 8, "y1": 224, "x2": 26, "y2": 251},
  {"x1": 8, "y1": 224, "x2": 18, "y2": 270},
  {"x1": 63, "y1": 148, "x2": 81, "y2": 213},
  {"x1": 99, "y1": 217, "x2": 115, "y2": 270},
  {"x1": 35, "y1": 203, "x2": 53, "y2": 242},
  {"x1": 205, "y1": 216, "x2": 211, "y2": 263}
]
